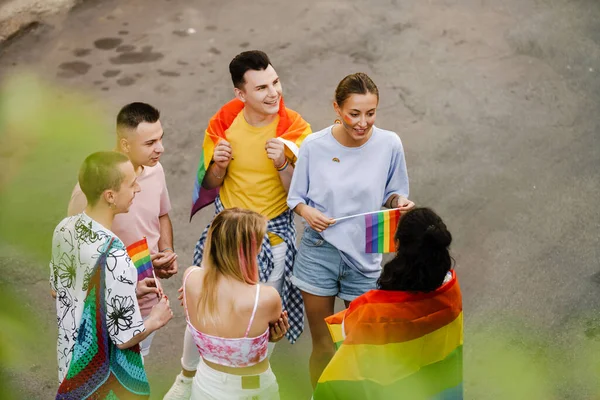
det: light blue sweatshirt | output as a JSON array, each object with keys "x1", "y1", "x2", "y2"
[{"x1": 287, "y1": 125, "x2": 409, "y2": 277}]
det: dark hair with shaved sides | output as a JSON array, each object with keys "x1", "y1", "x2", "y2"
[
  {"x1": 229, "y1": 50, "x2": 272, "y2": 90},
  {"x1": 116, "y1": 102, "x2": 160, "y2": 137}
]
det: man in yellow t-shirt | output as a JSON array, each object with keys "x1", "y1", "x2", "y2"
[
  {"x1": 199, "y1": 49, "x2": 311, "y2": 289},
  {"x1": 218, "y1": 113, "x2": 290, "y2": 247},
  {"x1": 164, "y1": 51, "x2": 311, "y2": 399}
]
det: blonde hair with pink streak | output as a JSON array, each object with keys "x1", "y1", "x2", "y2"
[{"x1": 197, "y1": 208, "x2": 267, "y2": 326}]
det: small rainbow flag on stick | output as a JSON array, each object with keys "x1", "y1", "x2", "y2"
[
  {"x1": 126, "y1": 237, "x2": 154, "y2": 281},
  {"x1": 365, "y1": 209, "x2": 401, "y2": 253}
]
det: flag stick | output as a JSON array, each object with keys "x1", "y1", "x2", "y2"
[
  {"x1": 334, "y1": 208, "x2": 399, "y2": 222},
  {"x1": 152, "y1": 268, "x2": 163, "y2": 297},
  {"x1": 143, "y1": 236, "x2": 163, "y2": 297}
]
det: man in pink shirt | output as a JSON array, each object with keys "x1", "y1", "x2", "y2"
[{"x1": 68, "y1": 102, "x2": 178, "y2": 356}]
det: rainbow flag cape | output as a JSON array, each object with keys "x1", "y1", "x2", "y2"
[
  {"x1": 314, "y1": 270, "x2": 463, "y2": 400},
  {"x1": 57, "y1": 237, "x2": 150, "y2": 399},
  {"x1": 365, "y1": 209, "x2": 401, "y2": 253},
  {"x1": 190, "y1": 97, "x2": 311, "y2": 219},
  {"x1": 126, "y1": 238, "x2": 153, "y2": 281}
]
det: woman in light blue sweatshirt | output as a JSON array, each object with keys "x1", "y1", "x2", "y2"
[{"x1": 287, "y1": 72, "x2": 415, "y2": 388}]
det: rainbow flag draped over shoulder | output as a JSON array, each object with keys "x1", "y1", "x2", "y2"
[
  {"x1": 126, "y1": 238, "x2": 153, "y2": 281},
  {"x1": 190, "y1": 97, "x2": 311, "y2": 219},
  {"x1": 365, "y1": 209, "x2": 401, "y2": 253},
  {"x1": 315, "y1": 271, "x2": 463, "y2": 400},
  {"x1": 57, "y1": 237, "x2": 150, "y2": 399}
]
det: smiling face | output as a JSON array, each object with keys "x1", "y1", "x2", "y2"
[
  {"x1": 120, "y1": 120, "x2": 165, "y2": 168},
  {"x1": 235, "y1": 64, "x2": 282, "y2": 117},
  {"x1": 333, "y1": 92, "x2": 379, "y2": 147}
]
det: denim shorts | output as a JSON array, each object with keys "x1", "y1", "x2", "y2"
[{"x1": 292, "y1": 227, "x2": 378, "y2": 302}]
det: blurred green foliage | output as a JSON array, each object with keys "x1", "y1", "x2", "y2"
[
  {"x1": 0, "y1": 73, "x2": 112, "y2": 398},
  {"x1": 0, "y1": 73, "x2": 111, "y2": 258},
  {"x1": 465, "y1": 315, "x2": 600, "y2": 399}
]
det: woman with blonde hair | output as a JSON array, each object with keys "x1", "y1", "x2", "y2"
[{"x1": 180, "y1": 208, "x2": 287, "y2": 399}]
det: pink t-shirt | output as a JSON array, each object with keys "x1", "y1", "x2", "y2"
[{"x1": 68, "y1": 162, "x2": 172, "y2": 316}]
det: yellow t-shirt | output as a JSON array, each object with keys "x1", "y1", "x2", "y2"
[{"x1": 219, "y1": 113, "x2": 287, "y2": 245}]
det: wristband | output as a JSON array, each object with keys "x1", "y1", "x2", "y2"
[
  {"x1": 276, "y1": 159, "x2": 289, "y2": 171},
  {"x1": 211, "y1": 169, "x2": 225, "y2": 179},
  {"x1": 160, "y1": 247, "x2": 174, "y2": 253}
]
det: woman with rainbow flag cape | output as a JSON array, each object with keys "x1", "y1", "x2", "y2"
[
  {"x1": 315, "y1": 208, "x2": 463, "y2": 399},
  {"x1": 287, "y1": 72, "x2": 415, "y2": 388}
]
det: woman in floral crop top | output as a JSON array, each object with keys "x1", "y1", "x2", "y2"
[{"x1": 171, "y1": 208, "x2": 289, "y2": 400}]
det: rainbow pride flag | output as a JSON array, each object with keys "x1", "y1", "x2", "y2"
[
  {"x1": 190, "y1": 97, "x2": 311, "y2": 219},
  {"x1": 365, "y1": 209, "x2": 401, "y2": 253},
  {"x1": 315, "y1": 270, "x2": 463, "y2": 400},
  {"x1": 126, "y1": 238, "x2": 153, "y2": 281}
]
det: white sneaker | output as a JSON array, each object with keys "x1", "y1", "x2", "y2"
[{"x1": 163, "y1": 373, "x2": 193, "y2": 400}]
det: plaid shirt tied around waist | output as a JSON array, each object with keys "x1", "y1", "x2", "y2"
[{"x1": 192, "y1": 196, "x2": 304, "y2": 343}]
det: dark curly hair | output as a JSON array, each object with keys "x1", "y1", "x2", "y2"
[{"x1": 377, "y1": 207, "x2": 453, "y2": 292}]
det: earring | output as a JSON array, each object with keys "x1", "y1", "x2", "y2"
[
  {"x1": 109, "y1": 202, "x2": 116, "y2": 210},
  {"x1": 334, "y1": 119, "x2": 342, "y2": 124}
]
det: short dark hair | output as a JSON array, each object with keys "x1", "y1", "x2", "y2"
[
  {"x1": 116, "y1": 102, "x2": 160, "y2": 135},
  {"x1": 334, "y1": 72, "x2": 379, "y2": 107},
  {"x1": 78, "y1": 151, "x2": 129, "y2": 206},
  {"x1": 229, "y1": 50, "x2": 272, "y2": 89},
  {"x1": 377, "y1": 207, "x2": 453, "y2": 292}
]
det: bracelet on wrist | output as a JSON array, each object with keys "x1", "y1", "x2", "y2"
[
  {"x1": 275, "y1": 159, "x2": 289, "y2": 171},
  {"x1": 160, "y1": 247, "x2": 174, "y2": 253},
  {"x1": 211, "y1": 168, "x2": 225, "y2": 179}
]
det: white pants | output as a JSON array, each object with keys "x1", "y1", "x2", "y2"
[
  {"x1": 181, "y1": 243, "x2": 286, "y2": 371},
  {"x1": 191, "y1": 358, "x2": 279, "y2": 400},
  {"x1": 262, "y1": 242, "x2": 286, "y2": 295}
]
